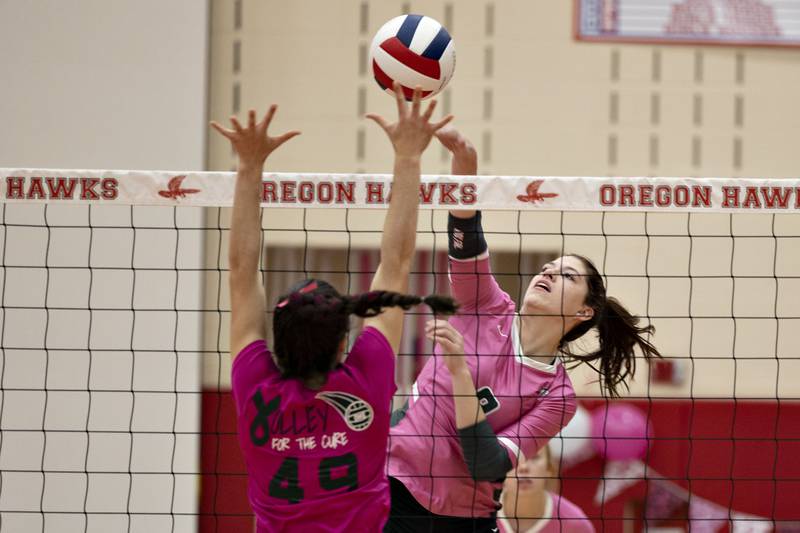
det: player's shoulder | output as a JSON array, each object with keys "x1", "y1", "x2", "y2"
[
  {"x1": 551, "y1": 491, "x2": 584, "y2": 513},
  {"x1": 355, "y1": 325, "x2": 391, "y2": 348},
  {"x1": 234, "y1": 338, "x2": 269, "y2": 360},
  {"x1": 347, "y1": 326, "x2": 394, "y2": 365},
  {"x1": 551, "y1": 492, "x2": 593, "y2": 530},
  {"x1": 231, "y1": 339, "x2": 279, "y2": 393},
  {"x1": 335, "y1": 326, "x2": 396, "y2": 406},
  {"x1": 536, "y1": 362, "x2": 577, "y2": 392},
  {"x1": 552, "y1": 366, "x2": 578, "y2": 401}
]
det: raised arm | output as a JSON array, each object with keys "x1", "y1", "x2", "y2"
[
  {"x1": 436, "y1": 126, "x2": 477, "y2": 220},
  {"x1": 362, "y1": 83, "x2": 453, "y2": 353},
  {"x1": 435, "y1": 127, "x2": 509, "y2": 313},
  {"x1": 210, "y1": 107, "x2": 300, "y2": 359}
]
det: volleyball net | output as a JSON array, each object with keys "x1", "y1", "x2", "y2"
[{"x1": 0, "y1": 169, "x2": 798, "y2": 532}]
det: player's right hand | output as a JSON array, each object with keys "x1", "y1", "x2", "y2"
[{"x1": 210, "y1": 106, "x2": 300, "y2": 168}]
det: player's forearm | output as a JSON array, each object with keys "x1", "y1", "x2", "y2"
[
  {"x1": 379, "y1": 155, "x2": 421, "y2": 277},
  {"x1": 451, "y1": 366, "x2": 512, "y2": 481},
  {"x1": 229, "y1": 162, "x2": 264, "y2": 274},
  {"x1": 449, "y1": 139, "x2": 477, "y2": 218},
  {"x1": 450, "y1": 366, "x2": 486, "y2": 429}
]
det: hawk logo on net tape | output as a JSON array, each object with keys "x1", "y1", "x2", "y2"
[
  {"x1": 158, "y1": 175, "x2": 201, "y2": 200},
  {"x1": 3, "y1": 170, "x2": 800, "y2": 212},
  {"x1": 516, "y1": 179, "x2": 558, "y2": 204}
]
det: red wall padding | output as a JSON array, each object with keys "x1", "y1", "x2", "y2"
[
  {"x1": 200, "y1": 392, "x2": 252, "y2": 532},
  {"x1": 565, "y1": 400, "x2": 800, "y2": 531},
  {"x1": 200, "y1": 393, "x2": 800, "y2": 532}
]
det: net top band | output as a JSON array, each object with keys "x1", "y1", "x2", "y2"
[{"x1": 2, "y1": 169, "x2": 799, "y2": 213}]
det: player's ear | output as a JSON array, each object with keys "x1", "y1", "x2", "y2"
[{"x1": 576, "y1": 306, "x2": 594, "y2": 322}]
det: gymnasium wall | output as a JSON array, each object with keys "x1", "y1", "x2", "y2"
[
  {"x1": 0, "y1": 1, "x2": 209, "y2": 531},
  {"x1": 205, "y1": 0, "x2": 800, "y2": 399},
  {"x1": 198, "y1": 1, "x2": 800, "y2": 531}
]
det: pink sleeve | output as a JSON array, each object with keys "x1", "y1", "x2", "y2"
[
  {"x1": 496, "y1": 379, "x2": 577, "y2": 468},
  {"x1": 343, "y1": 327, "x2": 397, "y2": 407},
  {"x1": 449, "y1": 254, "x2": 512, "y2": 314},
  {"x1": 230, "y1": 340, "x2": 276, "y2": 415}
]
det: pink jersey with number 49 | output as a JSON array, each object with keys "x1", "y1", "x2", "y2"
[
  {"x1": 231, "y1": 327, "x2": 396, "y2": 533},
  {"x1": 388, "y1": 254, "x2": 577, "y2": 518}
]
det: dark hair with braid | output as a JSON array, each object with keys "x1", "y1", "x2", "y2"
[
  {"x1": 273, "y1": 279, "x2": 458, "y2": 388},
  {"x1": 558, "y1": 255, "x2": 662, "y2": 397}
]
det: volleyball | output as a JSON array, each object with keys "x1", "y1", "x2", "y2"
[{"x1": 368, "y1": 14, "x2": 456, "y2": 100}]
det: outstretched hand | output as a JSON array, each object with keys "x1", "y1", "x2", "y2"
[
  {"x1": 366, "y1": 82, "x2": 454, "y2": 159},
  {"x1": 210, "y1": 106, "x2": 300, "y2": 167},
  {"x1": 435, "y1": 125, "x2": 475, "y2": 155},
  {"x1": 425, "y1": 319, "x2": 467, "y2": 375}
]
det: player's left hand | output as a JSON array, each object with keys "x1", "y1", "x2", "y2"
[
  {"x1": 425, "y1": 319, "x2": 467, "y2": 374},
  {"x1": 366, "y1": 82, "x2": 453, "y2": 159}
]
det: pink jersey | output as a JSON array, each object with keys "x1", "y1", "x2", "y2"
[
  {"x1": 497, "y1": 492, "x2": 595, "y2": 533},
  {"x1": 231, "y1": 327, "x2": 396, "y2": 532},
  {"x1": 388, "y1": 254, "x2": 577, "y2": 517}
]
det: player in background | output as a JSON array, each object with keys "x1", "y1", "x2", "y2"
[
  {"x1": 211, "y1": 83, "x2": 454, "y2": 532},
  {"x1": 498, "y1": 445, "x2": 594, "y2": 532},
  {"x1": 385, "y1": 127, "x2": 661, "y2": 532}
]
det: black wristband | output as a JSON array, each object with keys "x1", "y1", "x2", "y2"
[{"x1": 448, "y1": 211, "x2": 488, "y2": 259}]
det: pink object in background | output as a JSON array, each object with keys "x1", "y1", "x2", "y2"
[{"x1": 590, "y1": 404, "x2": 653, "y2": 461}]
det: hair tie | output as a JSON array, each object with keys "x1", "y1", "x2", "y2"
[
  {"x1": 299, "y1": 281, "x2": 319, "y2": 294},
  {"x1": 276, "y1": 281, "x2": 320, "y2": 308}
]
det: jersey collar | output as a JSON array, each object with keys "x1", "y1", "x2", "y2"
[{"x1": 512, "y1": 314, "x2": 559, "y2": 374}]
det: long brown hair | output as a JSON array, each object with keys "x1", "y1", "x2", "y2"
[{"x1": 559, "y1": 255, "x2": 662, "y2": 397}]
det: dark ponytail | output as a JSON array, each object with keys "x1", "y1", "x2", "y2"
[
  {"x1": 342, "y1": 291, "x2": 459, "y2": 318},
  {"x1": 560, "y1": 256, "x2": 661, "y2": 397},
  {"x1": 273, "y1": 279, "x2": 457, "y2": 387}
]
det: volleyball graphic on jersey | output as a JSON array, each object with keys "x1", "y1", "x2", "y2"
[
  {"x1": 369, "y1": 14, "x2": 456, "y2": 100},
  {"x1": 316, "y1": 391, "x2": 375, "y2": 431},
  {"x1": 344, "y1": 399, "x2": 373, "y2": 431}
]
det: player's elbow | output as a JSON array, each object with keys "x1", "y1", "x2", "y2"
[
  {"x1": 228, "y1": 259, "x2": 261, "y2": 293},
  {"x1": 458, "y1": 421, "x2": 513, "y2": 482},
  {"x1": 228, "y1": 248, "x2": 259, "y2": 274},
  {"x1": 228, "y1": 258, "x2": 255, "y2": 278},
  {"x1": 465, "y1": 461, "x2": 509, "y2": 482}
]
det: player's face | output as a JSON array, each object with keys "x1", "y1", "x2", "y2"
[
  {"x1": 506, "y1": 447, "x2": 552, "y2": 495},
  {"x1": 522, "y1": 256, "x2": 593, "y2": 326}
]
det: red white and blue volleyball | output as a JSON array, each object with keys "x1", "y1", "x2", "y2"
[{"x1": 369, "y1": 14, "x2": 456, "y2": 100}]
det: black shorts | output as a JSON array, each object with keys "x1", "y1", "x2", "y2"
[{"x1": 384, "y1": 477, "x2": 499, "y2": 533}]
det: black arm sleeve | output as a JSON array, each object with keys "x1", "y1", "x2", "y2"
[
  {"x1": 448, "y1": 211, "x2": 488, "y2": 259},
  {"x1": 457, "y1": 419, "x2": 513, "y2": 482},
  {"x1": 390, "y1": 399, "x2": 409, "y2": 427}
]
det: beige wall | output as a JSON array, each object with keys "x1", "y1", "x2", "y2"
[
  {"x1": 0, "y1": 1, "x2": 208, "y2": 530},
  {"x1": 206, "y1": 0, "x2": 800, "y2": 399}
]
